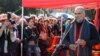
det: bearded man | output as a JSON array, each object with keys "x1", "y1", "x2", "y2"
[{"x1": 63, "y1": 6, "x2": 100, "y2": 56}]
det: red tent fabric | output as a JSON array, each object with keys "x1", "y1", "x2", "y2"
[
  {"x1": 94, "y1": 8, "x2": 99, "y2": 31},
  {"x1": 22, "y1": 0, "x2": 100, "y2": 9},
  {"x1": 22, "y1": 0, "x2": 100, "y2": 56}
]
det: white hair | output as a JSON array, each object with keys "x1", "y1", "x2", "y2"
[
  {"x1": 75, "y1": 6, "x2": 85, "y2": 11},
  {"x1": 75, "y1": 6, "x2": 86, "y2": 16}
]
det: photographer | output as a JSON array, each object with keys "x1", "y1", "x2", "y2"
[{"x1": 0, "y1": 13, "x2": 17, "y2": 56}]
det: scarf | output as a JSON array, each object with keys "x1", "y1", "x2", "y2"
[{"x1": 69, "y1": 19, "x2": 90, "y2": 56}]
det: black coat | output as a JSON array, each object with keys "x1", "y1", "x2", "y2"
[
  {"x1": 63, "y1": 19, "x2": 100, "y2": 56},
  {"x1": 0, "y1": 31, "x2": 14, "y2": 53},
  {"x1": 23, "y1": 26, "x2": 39, "y2": 44}
]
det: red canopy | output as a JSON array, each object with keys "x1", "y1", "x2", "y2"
[
  {"x1": 22, "y1": 0, "x2": 100, "y2": 9},
  {"x1": 22, "y1": 0, "x2": 100, "y2": 52}
]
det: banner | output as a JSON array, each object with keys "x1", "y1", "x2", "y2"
[{"x1": 22, "y1": 0, "x2": 100, "y2": 8}]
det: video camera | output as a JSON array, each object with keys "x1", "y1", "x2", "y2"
[
  {"x1": 9, "y1": 19, "x2": 15, "y2": 25},
  {"x1": 6, "y1": 12, "x2": 15, "y2": 25}
]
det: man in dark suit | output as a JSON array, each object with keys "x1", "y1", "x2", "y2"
[{"x1": 0, "y1": 14, "x2": 16, "y2": 56}]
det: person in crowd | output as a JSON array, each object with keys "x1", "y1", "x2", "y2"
[
  {"x1": 23, "y1": 18, "x2": 41, "y2": 56},
  {"x1": 47, "y1": 17, "x2": 61, "y2": 55},
  {"x1": 0, "y1": 13, "x2": 17, "y2": 56},
  {"x1": 38, "y1": 18, "x2": 51, "y2": 56}
]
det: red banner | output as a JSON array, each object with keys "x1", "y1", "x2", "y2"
[{"x1": 22, "y1": 0, "x2": 100, "y2": 8}]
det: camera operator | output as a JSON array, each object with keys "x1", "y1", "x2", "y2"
[{"x1": 0, "y1": 13, "x2": 17, "y2": 56}]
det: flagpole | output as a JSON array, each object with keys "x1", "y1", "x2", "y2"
[{"x1": 21, "y1": 7, "x2": 24, "y2": 56}]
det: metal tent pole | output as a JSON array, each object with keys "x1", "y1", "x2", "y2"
[{"x1": 21, "y1": 7, "x2": 24, "y2": 56}]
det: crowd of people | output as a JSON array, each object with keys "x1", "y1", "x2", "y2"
[
  {"x1": 0, "y1": 12, "x2": 66, "y2": 56},
  {"x1": 0, "y1": 6, "x2": 99, "y2": 56}
]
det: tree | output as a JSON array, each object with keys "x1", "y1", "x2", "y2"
[{"x1": 0, "y1": 0, "x2": 38, "y2": 15}]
